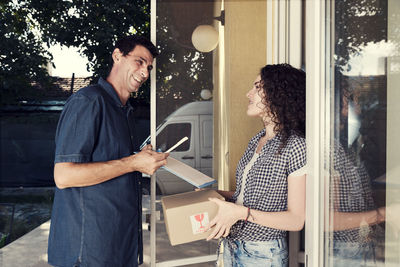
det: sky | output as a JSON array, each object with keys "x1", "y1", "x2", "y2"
[
  {"x1": 343, "y1": 40, "x2": 399, "y2": 76},
  {"x1": 48, "y1": 44, "x2": 93, "y2": 78},
  {"x1": 47, "y1": 40, "x2": 398, "y2": 78}
]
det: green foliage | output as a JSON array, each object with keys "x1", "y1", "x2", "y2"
[
  {"x1": 29, "y1": 0, "x2": 151, "y2": 82},
  {"x1": 1, "y1": 0, "x2": 151, "y2": 102},
  {"x1": 0, "y1": 0, "x2": 54, "y2": 102},
  {"x1": 155, "y1": 3, "x2": 213, "y2": 123},
  {"x1": 335, "y1": 0, "x2": 387, "y2": 71},
  {"x1": 1, "y1": 0, "x2": 213, "y2": 114}
]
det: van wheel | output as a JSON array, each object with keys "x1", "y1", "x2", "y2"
[{"x1": 141, "y1": 178, "x2": 161, "y2": 195}]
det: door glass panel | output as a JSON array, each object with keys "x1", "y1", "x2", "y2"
[
  {"x1": 144, "y1": 0, "x2": 217, "y2": 265},
  {"x1": 325, "y1": 0, "x2": 400, "y2": 266},
  {"x1": 157, "y1": 123, "x2": 191, "y2": 152}
]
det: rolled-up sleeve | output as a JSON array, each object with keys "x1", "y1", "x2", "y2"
[{"x1": 54, "y1": 94, "x2": 100, "y2": 163}]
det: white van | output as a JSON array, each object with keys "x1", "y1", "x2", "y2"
[{"x1": 141, "y1": 101, "x2": 213, "y2": 195}]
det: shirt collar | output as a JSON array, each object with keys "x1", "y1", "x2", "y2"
[
  {"x1": 98, "y1": 77, "x2": 132, "y2": 109},
  {"x1": 249, "y1": 129, "x2": 281, "y2": 152}
]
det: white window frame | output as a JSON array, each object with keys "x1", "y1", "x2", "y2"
[
  {"x1": 150, "y1": 1, "x2": 157, "y2": 266},
  {"x1": 267, "y1": 0, "x2": 302, "y2": 69},
  {"x1": 304, "y1": 0, "x2": 328, "y2": 266}
]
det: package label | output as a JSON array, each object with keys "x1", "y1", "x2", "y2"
[{"x1": 190, "y1": 212, "x2": 210, "y2": 234}]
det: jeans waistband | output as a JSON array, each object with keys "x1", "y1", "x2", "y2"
[{"x1": 227, "y1": 238, "x2": 287, "y2": 250}]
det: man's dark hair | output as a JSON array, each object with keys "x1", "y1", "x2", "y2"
[{"x1": 109, "y1": 35, "x2": 158, "y2": 70}]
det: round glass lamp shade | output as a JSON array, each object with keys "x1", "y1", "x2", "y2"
[
  {"x1": 191, "y1": 25, "x2": 219, "y2": 52},
  {"x1": 200, "y1": 89, "x2": 212, "y2": 100}
]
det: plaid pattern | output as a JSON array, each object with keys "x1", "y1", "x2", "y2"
[
  {"x1": 228, "y1": 129, "x2": 306, "y2": 241},
  {"x1": 331, "y1": 141, "x2": 376, "y2": 242}
]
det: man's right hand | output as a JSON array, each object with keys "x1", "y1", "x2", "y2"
[{"x1": 128, "y1": 147, "x2": 169, "y2": 175}]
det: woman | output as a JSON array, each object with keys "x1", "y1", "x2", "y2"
[{"x1": 205, "y1": 64, "x2": 307, "y2": 266}]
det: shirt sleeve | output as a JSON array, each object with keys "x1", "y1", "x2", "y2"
[
  {"x1": 287, "y1": 136, "x2": 307, "y2": 176},
  {"x1": 289, "y1": 165, "x2": 307, "y2": 177},
  {"x1": 54, "y1": 93, "x2": 100, "y2": 163}
]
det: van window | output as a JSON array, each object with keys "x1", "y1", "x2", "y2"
[{"x1": 157, "y1": 123, "x2": 191, "y2": 152}]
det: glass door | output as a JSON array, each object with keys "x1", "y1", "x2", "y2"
[
  {"x1": 146, "y1": 0, "x2": 219, "y2": 266},
  {"x1": 319, "y1": 0, "x2": 400, "y2": 266}
]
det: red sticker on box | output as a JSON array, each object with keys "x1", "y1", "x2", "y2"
[{"x1": 190, "y1": 212, "x2": 209, "y2": 234}]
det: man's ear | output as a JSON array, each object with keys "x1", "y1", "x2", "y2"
[{"x1": 112, "y1": 48, "x2": 122, "y2": 64}]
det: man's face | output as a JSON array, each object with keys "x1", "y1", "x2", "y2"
[{"x1": 114, "y1": 45, "x2": 154, "y2": 93}]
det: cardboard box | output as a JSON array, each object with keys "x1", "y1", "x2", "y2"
[{"x1": 161, "y1": 189, "x2": 224, "y2": 246}]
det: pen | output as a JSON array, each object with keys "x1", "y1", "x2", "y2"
[
  {"x1": 134, "y1": 137, "x2": 188, "y2": 154},
  {"x1": 165, "y1": 136, "x2": 189, "y2": 153},
  {"x1": 139, "y1": 139, "x2": 151, "y2": 150}
]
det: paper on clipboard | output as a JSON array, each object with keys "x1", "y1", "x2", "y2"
[{"x1": 161, "y1": 157, "x2": 216, "y2": 188}]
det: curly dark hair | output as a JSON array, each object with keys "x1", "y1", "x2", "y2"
[{"x1": 260, "y1": 64, "x2": 306, "y2": 151}]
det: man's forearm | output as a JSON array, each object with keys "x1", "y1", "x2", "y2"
[
  {"x1": 54, "y1": 149, "x2": 168, "y2": 189},
  {"x1": 54, "y1": 157, "x2": 133, "y2": 189}
]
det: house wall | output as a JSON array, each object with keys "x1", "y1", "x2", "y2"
[{"x1": 221, "y1": 0, "x2": 267, "y2": 190}]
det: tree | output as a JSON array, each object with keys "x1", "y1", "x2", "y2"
[
  {"x1": 0, "y1": 0, "x2": 151, "y2": 103},
  {"x1": 334, "y1": 0, "x2": 389, "y2": 180},
  {"x1": 154, "y1": 1, "x2": 214, "y2": 123},
  {"x1": 334, "y1": 0, "x2": 387, "y2": 71},
  {"x1": 29, "y1": 0, "x2": 150, "y2": 81},
  {"x1": 1, "y1": 0, "x2": 213, "y2": 117},
  {"x1": 0, "y1": 0, "x2": 54, "y2": 104}
]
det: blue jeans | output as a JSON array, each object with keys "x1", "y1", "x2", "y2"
[
  {"x1": 223, "y1": 239, "x2": 288, "y2": 267},
  {"x1": 332, "y1": 240, "x2": 376, "y2": 267}
]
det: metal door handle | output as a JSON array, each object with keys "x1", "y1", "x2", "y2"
[{"x1": 181, "y1": 155, "x2": 195, "y2": 159}]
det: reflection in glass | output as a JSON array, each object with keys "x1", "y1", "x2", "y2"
[
  {"x1": 150, "y1": 1, "x2": 217, "y2": 265},
  {"x1": 327, "y1": 0, "x2": 400, "y2": 266},
  {"x1": 157, "y1": 123, "x2": 191, "y2": 152}
]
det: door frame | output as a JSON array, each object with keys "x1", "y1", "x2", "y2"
[{"x1": 304, "y1": 0, "x2": 328, "y2": 266}]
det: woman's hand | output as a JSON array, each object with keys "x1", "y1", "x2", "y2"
[{"x1": 205, "y1": 198, "x2": 247, "y2": 241}]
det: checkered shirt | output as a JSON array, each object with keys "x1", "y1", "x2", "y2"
[
  {"x1": 330, "y1": 141, "x2": 376, "y2": 242},
  {"x1": 228, "y1": 129, "x2": 306, "y2": 242}
]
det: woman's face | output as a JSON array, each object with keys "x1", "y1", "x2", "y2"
[{"x1": 246, "y1": 75, "x2": 267, "y2": 118}]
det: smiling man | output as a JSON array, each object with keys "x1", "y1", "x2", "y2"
[{"x1": 47, "y1": 36, "x2": 168, "y2": 267}]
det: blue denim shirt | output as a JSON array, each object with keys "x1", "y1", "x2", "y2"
[{"x1": 48, "y1": 78, "x2": 143, "y2": 267}]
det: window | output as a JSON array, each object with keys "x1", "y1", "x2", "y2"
[{"x1": 306, "y1": 0, "x2": 400, "y2": 266}]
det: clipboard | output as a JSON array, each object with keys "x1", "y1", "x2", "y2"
[{"x1": 161, "y1": 157, "x2": 216, "y2": 188}]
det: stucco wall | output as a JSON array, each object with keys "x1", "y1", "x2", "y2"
[{"x1": 223, "y1": 1, "x2": 267, "y2": 190}]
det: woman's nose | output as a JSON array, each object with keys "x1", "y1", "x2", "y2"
[{"x1": 246, "y1": 88, "x2": 254, "y2": 98}]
